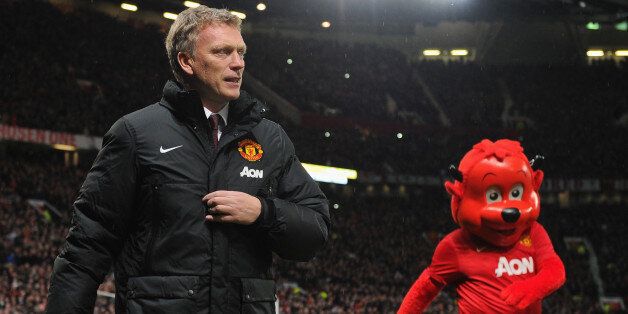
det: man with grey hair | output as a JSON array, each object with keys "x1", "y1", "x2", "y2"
[{"x1": 47, "y1": 6, "x2": 330, "y2": 313}]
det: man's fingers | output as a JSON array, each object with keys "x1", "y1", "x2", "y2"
[
  {"x1": 205, "y1": 214, "x2": 235, "y2": 223},
  {"x1": 202, "y1": 190, "x2": 232, "y2": 202},
  {"x1": 207, "y1": 196, "x2": 251, "y2": 208},
  {"x1": 202, "y1": 190, "x2": 259, "y2": 225},
  {"x1": 208, "y1": 204, "x2": 233, "y2": 214},
  {"x1": 205, "y1": 196, "x2": 231, "y2": 207},
  {"x1": 203, "y1": 190, "x2": 249, "y2": 202},
  {"x1": 205, "y1": 196, "x2": 216, "y2": 207},
  {"x1": 202, "y1": 193, "x2": 214, "y2": 202}
]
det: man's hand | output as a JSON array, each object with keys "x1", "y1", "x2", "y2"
[{"x1": 202, "y1": 190, "x2": 262, "y2": 225}]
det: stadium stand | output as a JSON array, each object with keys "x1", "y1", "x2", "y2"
[
  {"x1": 2, "y1": 154, "x2": 626, "y2": 312},
  {"x1": 1, "y1": 0, "x2": 627, "y2": 313}
]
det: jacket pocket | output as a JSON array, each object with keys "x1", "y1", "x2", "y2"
[
  {"x1": 240, "y1": 278, "x2": 276, "y2": 314},
  {"x1": 142, "y1": 182, "x2": 210, "y2": 274},
  {"x1": 126, "y1": 275, "x2": 202, "y2": 314}
]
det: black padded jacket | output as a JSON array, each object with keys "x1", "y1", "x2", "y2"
[{"x1": 46, "y1": 80, "x2": 330, "y2": 313}]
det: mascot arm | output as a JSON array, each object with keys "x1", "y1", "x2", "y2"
[
  {"x1": 500, "y1": 224, "x2": 566, "y2": 310},
  {"x1": 398, "y1": 269, "x2": 444, "y2": 314},
  {"x1": 500, "y1": 254, "x2": 565, "y2": 309}
]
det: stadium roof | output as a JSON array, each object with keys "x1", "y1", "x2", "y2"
[{"x1": 104, "y1": 0, "x2": 627, "y2": 23}]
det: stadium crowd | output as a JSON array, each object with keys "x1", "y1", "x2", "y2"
[
  {"x1": 1, "y1": 1, "x2": 627, "y2": 313},
  {"x1": 3, "y1": 1, "x2": 627, "y2": 178},
  {"x1": 1, "y1": 152, "x2": 624, "y2": 312}
]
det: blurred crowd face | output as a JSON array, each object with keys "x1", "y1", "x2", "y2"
[{"x1": 184, "y1": 23, "x2": 246, "y2": 108}]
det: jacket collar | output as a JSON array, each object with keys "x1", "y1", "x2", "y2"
[{"x1": 160, "y1": 80, "x2": 265, "y2": 131}]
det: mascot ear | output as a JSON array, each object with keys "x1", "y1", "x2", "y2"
[
  {"x1": 444, "y1": 181, "x2": 462, "y2": 224},
  {"x1": 445, "y1": 165, "x2": 463, "y2": 198},
  {"x1": 444, "y1": 181, "x2": 461, "y2": 198},
  {"x1": 532, "y1": 170, "x2": 544, "y2": 191},
  {"x1": 445, "y1": 165, "x2": 464, "y2": 223},
  {"x1": 529, "y1": 155, "x2": 545, "y2": 191}
]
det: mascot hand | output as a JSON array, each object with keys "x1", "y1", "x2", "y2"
[
  {"x1": 500, "y1": 255, "x2": 566, "y2": 310},
  {"x1": 500, "y1": 279, "x2": 544, "y2": 310}
]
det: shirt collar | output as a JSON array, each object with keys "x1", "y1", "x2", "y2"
[{"x1": 203, "y1": 104, "x2": 229, "y2": 126}]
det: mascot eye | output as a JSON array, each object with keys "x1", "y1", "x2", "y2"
[
  {"x1": 509, "y1": 184, "x2": 524, "y2": 200},
  {"x1": 485, "y1": 187, "x2": 502, "y2": 204}
]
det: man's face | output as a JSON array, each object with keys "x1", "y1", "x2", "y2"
[{"x1": 188, "y1": 23, "x2": 246, "y2": 104}]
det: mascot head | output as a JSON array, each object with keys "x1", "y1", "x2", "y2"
[{"x1": 444, "y1": 139, "x2": 544, "y2": 247}]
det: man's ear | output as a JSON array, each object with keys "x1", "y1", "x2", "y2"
[{"x1": 178, "y1": 51, "x2": 194, "y2": 76}]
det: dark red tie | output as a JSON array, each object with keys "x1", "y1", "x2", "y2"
[{"x1": 208, "y1": 114, "x2": 222, "y2": 148}]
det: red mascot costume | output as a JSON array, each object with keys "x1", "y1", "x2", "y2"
[{"x1": 399, "y1": 139, "x2": 565, "y2": 313}]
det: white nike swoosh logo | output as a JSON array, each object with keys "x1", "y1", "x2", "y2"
[{"x1": 160, "y1": 145, "x2": 183, "y2": 153}]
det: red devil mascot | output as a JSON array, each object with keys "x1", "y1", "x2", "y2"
[{"x1": 399, "y1": 139, "x2": 565, "y2": 313}]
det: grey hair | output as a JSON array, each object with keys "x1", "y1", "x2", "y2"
[{"x1": 165, "y1": 6, "x2": 242, "y2": 85}]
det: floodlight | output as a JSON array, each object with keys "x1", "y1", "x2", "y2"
[
  {"x1": 423, "y1": 49, "x2": 441, "y2": 56},
  {"x1": 183, "y1": 1, "x2": 200, "y2": 8},
  {"x1": 586, "y1": 50, "x2": 604, "y2": 57},
  {"x1": 301, "y1": 163, "x2": 358, "y2": 185},
  {"x1": 163, "y1": 12, "x2": 178, "y2": 20},
  {"x1": 120, "y1": 3, "x2": 138, "y2": 11},
  {"x1": 451, "y1": 49, "x2": 468, "y2": 56},
  {"x1": 230, "y1": 11, "x2": 246, "y2": 19},
  {"x1": 615, "y1": 50, "x2": 628, "y2": 56}
]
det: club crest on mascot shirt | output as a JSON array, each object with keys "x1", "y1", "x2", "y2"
[{"x1": 444, "y1": 139, "x2": 544, "y2": 247}]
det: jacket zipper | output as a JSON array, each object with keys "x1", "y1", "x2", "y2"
[{"x1": 143, "y1": 183, "x2": 160, "y2": 273}]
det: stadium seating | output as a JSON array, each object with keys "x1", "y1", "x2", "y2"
[{"x1": 1, "y1": 1, "x2": 627, "y2": 312}]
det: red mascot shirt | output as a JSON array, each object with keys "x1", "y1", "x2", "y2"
[{"x1": 428, "y1": 222, "x2": 556, "y2": 314}]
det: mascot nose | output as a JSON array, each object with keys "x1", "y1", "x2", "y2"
[{"x1": 501, "y1": 208, "x2": 521, "y2": 223}]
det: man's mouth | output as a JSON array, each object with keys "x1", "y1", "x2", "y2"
[{"x1": 224, "y1": 77, "x2": 241, "y2": 83}]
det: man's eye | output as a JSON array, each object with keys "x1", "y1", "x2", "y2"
[{"x1": 214, "y1": 49, "x2": 229, "y2": 56}]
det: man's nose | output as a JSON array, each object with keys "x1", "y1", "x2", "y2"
[{"x1": 230, "y1": 52, "x2": 244, "y2": 69}]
